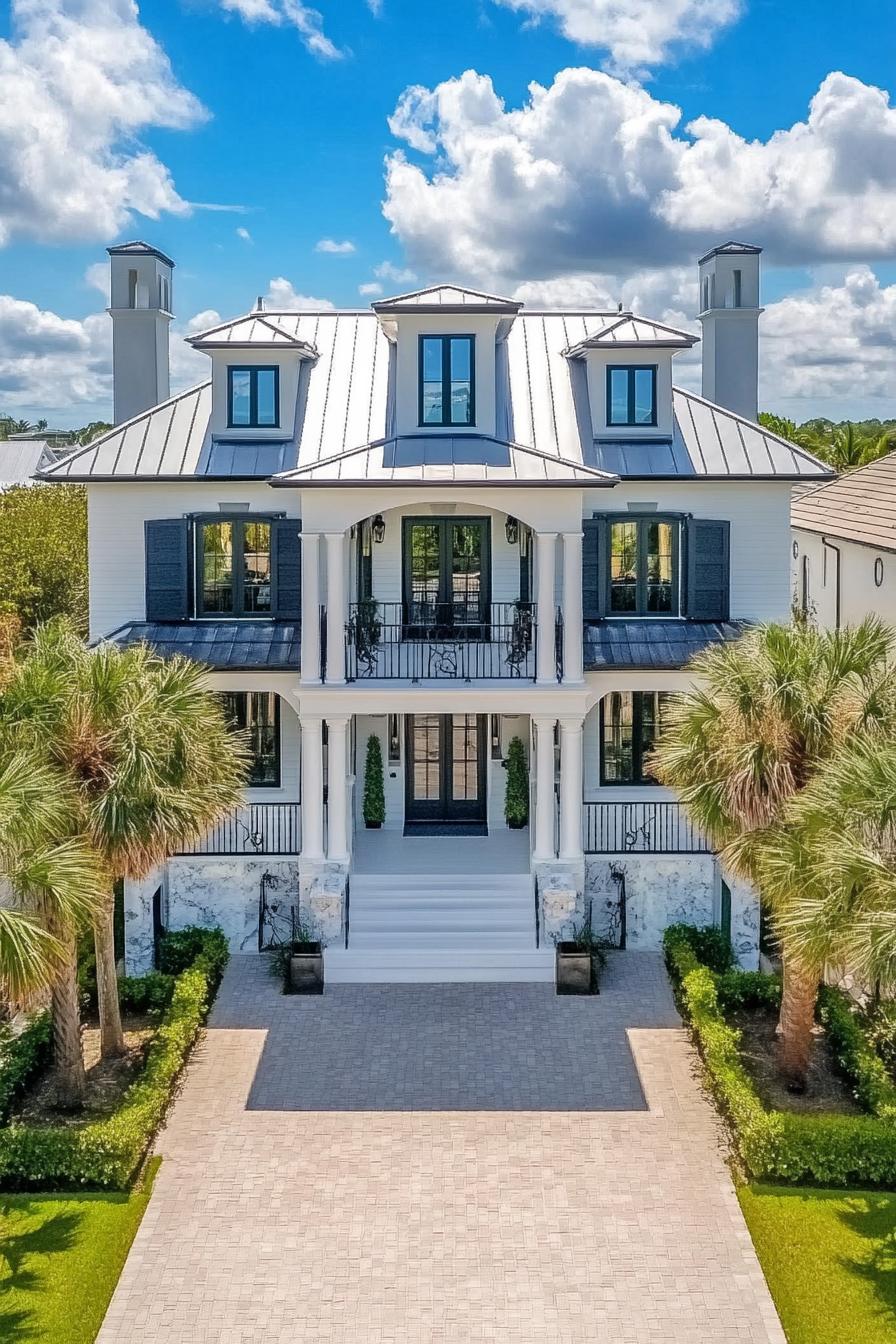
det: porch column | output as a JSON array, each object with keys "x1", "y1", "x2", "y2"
[
  {"x1": 300, "y1": 715, "x2": 325, "y2": 861},
  {"x1": 535, "y1": 531, "x2": 558, "y2": 685},
  {"x1": 324, "y1": 531, "x2": 346, "y2": 685},
  {"x1": 300, "y1": 533, "x2": 321, "y2": 684},
  {"x1": 325, "y1": 716, "x2": 350, "y2": 864},
  {"x1": 558, "y1": 715, "x2": 585, "y2": 862},
  {"x1": 532, "y1": 715, "x2": 557, "y2": 862},
  {"x1": 561, "y1": 529, "x2": 583, "y2": 684}
]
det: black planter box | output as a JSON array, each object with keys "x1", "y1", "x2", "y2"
[
  {"x1": 364, "y1": 819, "x2": 382, "y2": 829},
  {"x1": 555, "y1": 943, "x2": 599, "y2": 995},
  {"x1": 287, "y1": 942, "x2": 324, "y2": 995}
]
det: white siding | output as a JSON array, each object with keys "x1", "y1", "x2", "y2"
[{"x1": 793, "y1": 528, "x2": 896, "y2": 629}]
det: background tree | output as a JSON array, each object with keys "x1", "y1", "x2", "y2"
[
  {"x1": 651, "y1": 619, "x2": 896, "y2": 1088},
  {"x1": 0, "y1": 484, "x2": 87, "y2": 634},
  {"x1": 0, "y1": 753, "x2": 105, "y2": 1107},
  {"x1": 760, "y1": 412, "x2": 896, "y2": 471},
  {"x1": 0, "y1": 623, "x2": 248, "y2": 1059}
]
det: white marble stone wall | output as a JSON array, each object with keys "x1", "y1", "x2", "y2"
[
  {"x1": 583, "y1": 855, "x2": 760, "y2": 967},
  {"x1": 124, "y1": 869, "x2": 165, "y2": 975}
]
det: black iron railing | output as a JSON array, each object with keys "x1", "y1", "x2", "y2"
[
  {"x1": 555, "y1": 606, "x2": 564, "y2": 683},
  {"x1": 583, "y1": 801, "x2": 711, "y2": 854},
  {"x1": 176, "y1": 803, "x2": 301, "y2": 856},
  {"x1": 345, "y1": 601, "x2": 537, "y2": 681}
]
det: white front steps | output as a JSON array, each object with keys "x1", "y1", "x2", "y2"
[{"x1": 325, "y1": 871, "x2": 554, "y2": 983}]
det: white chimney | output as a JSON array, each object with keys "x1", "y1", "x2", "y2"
[
  {"x1": 107, "y1": 241, "x2": 174, "y2": 425},
  {"x1": 697, "y1": 241, "x2": 763, "y2": 422}
]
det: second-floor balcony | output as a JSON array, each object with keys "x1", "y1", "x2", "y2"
[{"x1": 345, "y1": 601, "x2": 538, "y2": 681}]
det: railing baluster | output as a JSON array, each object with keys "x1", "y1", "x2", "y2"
[
  {"x1": 582, "y1": 801, "x2": 711, "y2": 855},
  {"x1": 344, "y1": 601, "x2": 537, "y2": 680}
]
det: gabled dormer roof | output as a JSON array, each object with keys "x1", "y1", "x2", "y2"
[
  {"x1": 372, "y1": 284, "x2": 521, "y2": 315},
  {"x1": 107, "y1": 239, "x2": 176, "y2": 268},
  {"x1": 563, "y1": 313, "x2": 699, "y2": 355},
  {"x1": 698, "y1": 240, "x2": 763, "y2": 264},
  {"x1": 187, "y1": 312, "x2": 318, "y2": 354}
]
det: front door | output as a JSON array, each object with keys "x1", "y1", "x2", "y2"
[
  {"x1": 405, "y1": 714, "x2": 487, "y2": 827},
  {"x1": 403, "y1": 518, "x2": 490, "y2": 632}
]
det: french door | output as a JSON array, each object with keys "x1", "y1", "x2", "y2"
[
  {"x1": 402, "y1": 518, "x2": 490, "y2": 633},
  {"x1": 405, "y1": 714, "x2": 487, "y2": 826}
]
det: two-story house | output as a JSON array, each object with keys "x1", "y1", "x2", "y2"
[{"x1": 39, "y1": 239, "x2": 832, "y2": 980}]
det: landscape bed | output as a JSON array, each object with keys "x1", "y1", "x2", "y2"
[
  {"x1": 0, "y1": 926, "x2": 228, "y2": 1191},
  {"x1": 664, "y1": 924, "x2": 896, "y2": 1187}
]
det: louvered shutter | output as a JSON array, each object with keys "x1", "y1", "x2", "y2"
[
  {"x1": 582, "y1": 516, "x2": 608, "y2": 620},
  {"x1": 685, "y1": 518, "x2": 730, "y2": 621},
  {"x1": 273, "y1": 518, "x2": 301, "y2": 620},
  {"x1": 144, "y1": 519, "x2": 190, "y2": 621}
]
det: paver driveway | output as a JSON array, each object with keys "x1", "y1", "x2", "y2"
[{"x1": 98, "y1": 954, "x2": 784, "y2": 1343}]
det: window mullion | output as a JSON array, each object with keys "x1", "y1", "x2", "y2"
[
  {"x1": 249, "y1": 371, "x2": 257, "y2": 427},
  {"x1": 628, "y1": 370, "x2": 636, "y2": 426},
  {"x1": 442, "y1": 337, "x2": 451, "y2": 426},
  {"x1": 633, "y1": 693, "x2": 643, "y2": 783},
  {"x1": 233, "y1": 522, "x2": 245, "y2": 616},
  {"x1": 636, "y1": 521, "x2": 646, "y2": 616}
]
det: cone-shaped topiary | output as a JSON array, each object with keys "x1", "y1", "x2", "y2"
[
  {"x1": 504, "y1": 735, "x2": 529, "y2": 829},
  {"x1": 363, "y1": 734, "x2": 386, "y2": 828}
]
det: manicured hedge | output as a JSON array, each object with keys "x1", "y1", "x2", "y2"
[
  {"x1": 0, "y1": 927, "x2": 228, "y2": 1191},
  {"x1": 0, "y1": 1013, "x2": 51, "y2": 1125},
  {"x1": 664, "y1": 925, "x2": 896, "y2": 1187}
]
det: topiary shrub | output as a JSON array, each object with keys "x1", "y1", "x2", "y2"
[
  {"x1": 504, "y1": 736, "x2": 529, "y2": 829},
  {"x1": 363, "y1": 734, "x2": 385, "y2": 828}
]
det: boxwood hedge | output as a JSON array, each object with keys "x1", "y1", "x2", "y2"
[
  {"x1": 0, "y1": 926, "x2": 229, "y2": 1191},
  {"x1": 664, "y1": 924, "x2": 896, "y2": 1187}
]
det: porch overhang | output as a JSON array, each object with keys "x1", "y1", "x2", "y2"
[
  {"x1": 583, "y1": 619, "x2": 745, "y2": 671},
  {"x1": 98, "y1": 620, "x2": 300, "y2": 670}
]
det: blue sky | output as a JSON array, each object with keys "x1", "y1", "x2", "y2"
[{"x1": 1, "y1": 0, "x2": 895, "y2": 423}]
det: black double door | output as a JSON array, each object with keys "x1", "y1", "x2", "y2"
[
  {"x1": 403, "y1": 518, "x2": 489, "y2": 632},
  {"x1": 405, "y1": 714, "x2": 487, "y2": 826}
]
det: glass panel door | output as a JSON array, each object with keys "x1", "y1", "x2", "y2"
[
  {"x1": 403, "y1": 518, "x2": 489, "y2": 635},
  {"x1": 405, "y1": 714, "x2": 486, "y2": 824}
]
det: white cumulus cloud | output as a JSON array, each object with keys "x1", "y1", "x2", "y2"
[
  {"x1": 358, "y1": 281, "x2": 384, "y2": 297},
  {"x1": 0, "y1": 0, "x2": 206, "y2": 247},
  {"x1": 493, "y1": 0, "x2": 741, "y2": 76},
  {"x1": 264, "y1": 277, "x2": 336, "y2": 309},
  {"x1": 315, "y1": 238, "x2": 356, "y2": 254},
  {"x1": 216, "y1": 0, "x2": 343, "y2": 59},
  {"x1": 384, "y1": 68, "x2": 896, "y2": 287}
]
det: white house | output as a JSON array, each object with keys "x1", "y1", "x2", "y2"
[
  {"x1": 38, "y1": 240, "x2": 832, "y2": 981},
  {"x1": 792, "y1": 451, "x2": 896, "y2": 628}
]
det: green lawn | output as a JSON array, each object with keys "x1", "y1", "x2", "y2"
[
  {"x1": 739, "y1": 1183, "x2": 896, "y2": 1344},
  {"x1": 0, "y1": 1161, "x2": 157, "y2": 1343}
]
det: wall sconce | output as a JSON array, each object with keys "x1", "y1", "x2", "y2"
[
  {"x1": 371, "y1": 514, "x2": 386, "y2": 544},
  {"x1": 505, "y1": 515, "x2": 519, "y2": 546}
]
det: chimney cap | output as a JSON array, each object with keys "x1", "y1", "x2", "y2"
[
  {"x1": 107, "y1": 240, "x2": 176, "y2": 269},
  {"x1": 698, "y1": 240, "x2": 762, "y2": 265}
]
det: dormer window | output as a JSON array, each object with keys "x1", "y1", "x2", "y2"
[
  {"x1": 607, "y1": 366, "x2": 657, "y2": 427},
  {"x1": 419, "y1": 335, "x2": 474, "y2": 426},
  {"x1": 228, "y1": 366, "x2": 279, "y2": 429}
]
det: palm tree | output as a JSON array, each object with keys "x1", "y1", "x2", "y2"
[
  {"x1": 0, "y1": 622, "x2": 248, "y2": 1058},
  {"x1": 762, "y1": 737, "x2": 896, "y2": 998},
  {"x1": 650, "y1": 619, "x2": 896, "y2": 1088},
  {"x1": 0, "y1": 753, "x2": 106, "y2": 1106}
]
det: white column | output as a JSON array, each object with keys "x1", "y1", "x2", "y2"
[
  {"x1": 300, "y1": 533, "x2": 321, "y2": 684},
  {"x1": 561, "y1": 530, "x2": 583, "y2": 684},
  {"x1": 532, "y1": 716, "x2": 557, "y2": 862},
  {"x1": 535, "y1": 532, "x2": 558, "y2": 685},
  {"x1": 558, "y1": 716, "x2": 585, "y2": 862},
  {"x1": 325, "y1": 716, "x2": 350, "y2": 864},
  {"x1": 324, "y1": 531, "x2": 346, "y2": 685},
  {"x1": 300, "y1": 715, "x2": 325, "y2": 861}
]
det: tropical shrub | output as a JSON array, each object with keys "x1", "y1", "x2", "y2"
[
  {"x1": 363, "y1": 734, "x2": 385, "y2": 826},
  {"x1": 0, "y1": 1014, "x2": 51, "y2": 1124},
  {"x1": 504, "y1": 736, "x2": 529, "y2": 828},
  {"x1": 862, "y1": 1001, "x2": 896, "y2": 1080}
]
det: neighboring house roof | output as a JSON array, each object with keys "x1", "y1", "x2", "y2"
[
  {"x1": 564, "y1": 314, "x2": 699, "y2": 354},
  {"x1": 372, "y1": 284, "x2": 521, "y2": 314},
  {"x1": 583, "y1": 619, "x2": 744, "y2": 670},
  {"x1": 271, "y1": 434, "x2": 617, "y2": 488},
  {"x1": 589, "y1": 390, "x2": 834, "y2": 480},
  {"x1": 698, "y1": 241, "x2": 763, "y2": 264},
  {"x1": 38, "y1": 308, "x2": 833, "y2": 484},
  {"x1": 792, "y1": 450, "x2": 896, "y2": 552},
  {"x1": 101, "y1": 621, "x2": 300, "y2": 670},
  {"x1": 187, "y1": 313, "x2": 319, "y2": 352},
  {"x1": 0, "y1": 438, "x2": 64, "y2": 487}
]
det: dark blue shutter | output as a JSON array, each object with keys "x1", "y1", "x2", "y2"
[
  {"x1": 582, "y1": 516, "x2": 607, "y2": 620},
  {"x1": 273, "y1": 518, "x2": 301, "y2": 620},
  {"x1": 145, "y1": 519, "x2": 190, "y2": 621},
  {"x1": 686, "y1": 518, "x2": 730, "y2": 621}
]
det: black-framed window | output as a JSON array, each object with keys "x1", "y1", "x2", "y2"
[
  {"x1": 228, "y1": 365, "x2": 279, "y2": 428},
  {"x1": 609, "y1": 516, "x2": 678, "y2": 615},
  {"x1": 600, "y1": 691, "x2": 669, "y2": 785},
  {"x1": 607, "y1": 365, "x2": 657, "y2": 427},
  {"x1": 221, "y1": 691, "x2": 280, "y2": 787},
  {"x1": 419, "y1": 335, "x2": 475, "y2": 426},
  {"x1": 198, "y1": 518, "x2": 272, "y2": 616}
]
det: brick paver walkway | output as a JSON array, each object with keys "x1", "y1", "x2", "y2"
[{"x1": 98, "y1": 954, "x2": 784, "y2": 1343}]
